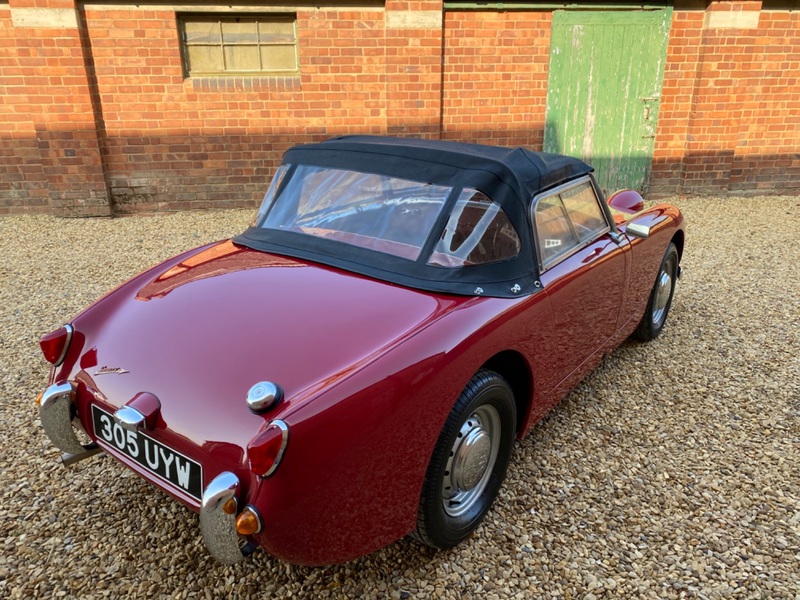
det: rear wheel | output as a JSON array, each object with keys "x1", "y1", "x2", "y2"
[
  {"x1": 634, "y1": 242, "x2": 679, "y2": 341},
  {"x1": 413, "y1": 370, "x2": 516, "y2": 549}
]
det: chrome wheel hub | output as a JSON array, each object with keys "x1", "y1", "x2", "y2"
[
  {"x1": 453, "y1": 428, "x2": 491, "y2": 490},
  {"x1": 442, "y1": 405, "x2": 501, "y2": 518},
  {"x1": 652, "y1": 256, "x2": 675, "y2": 327}
]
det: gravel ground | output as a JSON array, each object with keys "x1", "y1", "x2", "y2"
[{"x1": 1, "y1": 196, "x2": 798, "y2": 599}]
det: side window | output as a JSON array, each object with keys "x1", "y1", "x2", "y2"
[
  {"x1": 534, "y1": 179, "x2": 609, "y2": 269},
  {"x1": 253, "y1": 164, "x2": 290, "y2": 226},
  {"x1": 534, "y1": 194, "x2": 578, "y2": 266},
  {"x1": 428, "y1": 189, "x2": 521, "y2": 267},
  {"x1": 560, "y1": 182, "x2": 607, "y2": 242}
]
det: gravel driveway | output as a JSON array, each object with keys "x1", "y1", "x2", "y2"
[{"x1": 1, "y1": 196, "x2": 798, "y2": 599}]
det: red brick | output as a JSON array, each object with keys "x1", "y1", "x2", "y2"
[{"x1": 2, "y1": 1, "x2": 799, "y2": 215}]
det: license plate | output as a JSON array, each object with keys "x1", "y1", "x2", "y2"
[{"x1": 92, "y1": 405, "x2": 203, "y2": 501}]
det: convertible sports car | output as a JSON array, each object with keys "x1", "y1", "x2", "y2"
[{"x1": 37, "y1": 136, "x2": 684, "y2": 566}]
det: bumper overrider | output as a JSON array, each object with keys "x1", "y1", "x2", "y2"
[
  {"x1": 38, "y1": 382, "x2": 254, "y2": 564},
  {"x1": 38, "y1": 382, "x2": 101, "y2": 465}
]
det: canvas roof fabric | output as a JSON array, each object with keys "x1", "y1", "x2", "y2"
[
  {"x1": 235, "y1": 136, "x2": 594, "y2": 298},
  {"x1": 288, "y1": 136, "x2": 592, "y2": 209}
]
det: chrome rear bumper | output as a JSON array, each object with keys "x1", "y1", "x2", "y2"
[
  {"x1": 200, "y1": 471, "x2": 249, "y2": 564},
  {"x1": 39, "y1": 383, "x2": 252, "y2": 564},
  {"x1": 39, "y1": 382, "x2": 100, "y2": 465}
]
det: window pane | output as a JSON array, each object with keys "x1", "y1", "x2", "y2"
[
  {"x1": 429, "y1": 189, "x2": 520, "y2": 267},
  {"x1": 184, "y1": 20, "x2": 220, "y2": 44},
  {"x1": 560, "y1": 182, "x2": 607, "y2": 242},
  {"x1": 254, "y1": 164, "x2": 290, "y2": 226},
  {"x1": 221, "y1": 20, "x2": 258, "y2": 44},
  {"x1": 262, "y1": 165, "x2": 452, "y2": 261},
  {"x1": 259, "y1": 20, "x2": 295, "y2": 44},
  {"x1": 535, "y1": 195, "x2": 578, "y2": 266},
  {"x1": 224, "y1": 45, "x2": 260, "y2": 71},
  {"x1": 187, "y1": 45, "x2": 224, "y2": 73},
  {"x1": 181, "y1": 15, "x2": 297, "y2": 76},
  {"x1": 260, "y1": 45, "x2": 297, "y2": 71}
]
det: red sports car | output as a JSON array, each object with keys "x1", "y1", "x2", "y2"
[{"x1": 37, "y1": 136, "x2": 684, "y2": 565}]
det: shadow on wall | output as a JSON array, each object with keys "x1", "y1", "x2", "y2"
[{"x1": 1, "y1": 126, "x2": 799, "y2": 217}]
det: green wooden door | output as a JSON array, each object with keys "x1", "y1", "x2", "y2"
[{"x1": 544, "y1": 9, "x2": 672, "y2": 195}]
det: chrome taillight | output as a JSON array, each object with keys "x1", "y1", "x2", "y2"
[
  {"x1": 39, "y1": 324, "x2": 74, "y2": 366},
  {"x1": 247, "y1": 420, "x2": 289, "y2": 477}
]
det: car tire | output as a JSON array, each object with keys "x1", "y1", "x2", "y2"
[
  {"x1": 634, "y1": 241, "x2": 679, "y2": 341},
  {"x1": 413, "y1": 369, "x2": 516, "y2": 549}
]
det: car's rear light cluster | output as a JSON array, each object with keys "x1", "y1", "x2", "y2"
[
  {"x1": 235, "y1": 505, "x2": 262, "y2": 535},
  {"x1": 39, "y1": 324, "x2": 74, "y2": 366},
  {"x1": 247, "y1": 420, "x2": 289, "y2": 477}
]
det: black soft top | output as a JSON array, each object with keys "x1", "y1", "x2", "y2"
[
  {"x1": 287, "y1": 136, "x2": 591, "y2": 207},
  {"x1": 235, "y1": 136, "x2": 593, "y2": 298}
]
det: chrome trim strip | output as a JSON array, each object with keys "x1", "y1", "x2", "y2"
[
  {"x1": 113, "y1": 405, "x2": 145, "y2": 431},
  {"x1": 54, "y1": 324, "x2": 74, "y2": 367},
  {"x1": 200, "y1": 471, "x2": 246, "y2": 564},
  {"x1": 39, "y1": 381, "x2": 88, "y2": 455},
  {"x1": 263, "y1": 420, "x2": 289, "y2": 478}
]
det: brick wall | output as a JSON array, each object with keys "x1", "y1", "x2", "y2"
[
  {"x1": 85, "y1": 5, "x2": 394, "y2": 214},
  {"x1": 1, "y1": 0, "x2": 798, "y2": 216},
  {"x1": 0, "y1": 5, "x2": 47, "y2": 214},
  {"x1": 385, "y1": 0, "x2": 443, "y2": 137},
  {"x1": 651, "y1": 0, "x2": 800, "y2": 196},
  {"x1": 1, "y1": 0, "x2": 110, "y2": 216},
  {"x1": 442, "y1": 11, "x2": 552, "y2": 148},
  {"x1": 727, "y1": 8, "x2": 800, "y2": 195}
]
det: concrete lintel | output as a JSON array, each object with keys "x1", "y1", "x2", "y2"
[
  {"x1": 11, "y1": 7, "x2": 79, "y2": 29},
  {"x1": 386, "y1": 10, "x2": 442, "y2": 30},
  {"x1": 704, "y1": 10, "x2": 760, "y2": 30}
]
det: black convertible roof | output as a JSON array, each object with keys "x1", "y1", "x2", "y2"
[
  {"x1": 285, "y1": 135, "x2": 592, "y2": 206},
  {"x1": 235, "y1": 136, "x2": 595, "y2": 298}
]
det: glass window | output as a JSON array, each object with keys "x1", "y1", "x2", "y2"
[
  {"x1": 534, "y1": 194, "x2": 579, "y2": 266},
  {"x1": 180, "y1": 15, "x2": 298, "y2": 76},
  {"x1": 252, "y1": 164, "x2": 289, "y2": 226},
  {"x1": 428, "y1": 189, "x2": 520, "y2": 267},
  {"x1": 534, "y1": 179, "x2": 610, "y2": 269},
  {"x1": 560, "y1": 182, "x2": 607, "y2": 242},
  {"x1": 258, "y1": 165, "x2": 452, "y2": 261}
]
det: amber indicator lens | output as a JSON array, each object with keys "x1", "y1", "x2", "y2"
[
  {"x1": 40, "y1": 326, "x2": 71, "y2": 365},
  {"x1": 235, "y1": 506, "x2": 262, "y2": 535},
  {"x1": 222, "y1": 498, "x2": 237, "y2": 515}
]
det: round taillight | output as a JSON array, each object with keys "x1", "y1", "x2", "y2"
[
  {"x1": 39, "y1": 325, "x2": 74, "y2": 366},
  {"x1": 235, "y1": 505, "x2": 263, "y2": 535},
  {"x1": 247, "y1": 420, "x2": 289, "y2": 477}
]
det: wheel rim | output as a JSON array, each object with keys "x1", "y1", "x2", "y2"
[
  {"x1": 441, "y1": 404, "x2": 501, "y2": 518},
  {"x1": 652, "y1": 254, "x2": 676, "y2": 327}
]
